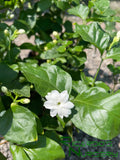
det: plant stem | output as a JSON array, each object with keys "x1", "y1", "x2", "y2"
[
  {"x1": 112, "y1": 60, "x2": 116, "y2": 93},
  {"x1": 57, "y1": 115, "x2": 65, "y2": 129},
  {"x1": 92, "y1": 59, "x2": 103, "y2": 86}
]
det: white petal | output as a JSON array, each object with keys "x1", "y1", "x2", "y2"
[
  {"x1": 50, "y1": 109, "x2": 58, "y2": 117},
  {"x1": 64, "y1": 101, "x2": 74, "y2": 109},
  {"x1": 44, "y1": 101, "x2": 56, "y2": 109},
  {"x1": 45, "y1": 90, "x2": 60, "y2": 101},
  {"x1": 63, "y1": 109, "x2": 71, "y2": 117},
  {"x1": 59, "y1": 90, "x2": 69, "y2": 103},
  {"x1": 57, "y1": 108, "x2": 71, "y2": 118}
]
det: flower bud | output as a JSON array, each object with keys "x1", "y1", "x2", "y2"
[
  {"x1": 44, "y1": 46, "x2": 48, "y2": 51},
  {"x1": 53, "y1": 39, "x2": 57, "y2": 44},
  {"x1": 53, "y1": 31, "x2": 59, "y2": 37},
  {"x1": 30, "y1": 85, "x2": 34, "y2": 89},
  {"x1": 20, "y1": 98, "x2": 30, "y2": 104},
  {"x1": 19, "y1": 76, "x2": 26, "y2": 83},
  {"x1": 9, "y1": 14, "x2": 14, "y2": 19},
  {"x1": 1, "y1": 86, "x2": 8, "y2": 94},
  {"x1": 20, "y1": 0, "x2": 24, "y2": 3},
  {"x1": 18, "y1": 29, "x2": 25, "y2": 34},
  {"x1": 4, "y1": 29, "x2": 9, "y2": 36}
]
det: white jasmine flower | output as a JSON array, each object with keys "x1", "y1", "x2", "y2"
[
  {"x1": 44, "y1": 90, "x2": 74, "y2": 119},
  {"x1": 116, "y1": 31, "x2": 120, "y2": 39}
]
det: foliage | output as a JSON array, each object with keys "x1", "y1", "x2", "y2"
[{"x1": 0, "y1": 0, "x2": 120, "y2": 159}]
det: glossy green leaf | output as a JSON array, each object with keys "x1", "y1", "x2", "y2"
[
  {"x1": 41, "y1": 114, "x2": 59, "y2": 130},
  {"x1": 10, "y1": 135, "x2": 65, "y2": 160},
  {"x1": 95, "y1": 81, "x2": 110, "y2": 92},
  {"x1": 10, "y1": 145, "x2": 30, "y2": 160},
  {"x1": 75, "y1": 22, "x2": 110, "y2": 54},
  {"x1": 72, "y1": 80, "x2": 89, "y2": 94},
  {"x1": 93, "y1": 0, "x2": 110, "y2": 15},
  {"x1": 23, "y1": 135, "x2": 65, "y2": 160},
  {"x1": 57, "y1": 46, "x2": 66, "y2": 53},
  {"x1": 56, "y1": 1, "x2": 70, "y2": 10},
  {"x1": 40, "y1": 46, "x2": 67, "y2": 59},
  {"x1": 72, "y1": 87, "x2": 120, "y2": 140},
  {"x1": 0, "y1": 63, "x2": 18, "y2": 84},
  {"x1": 20, "y1": 43, "x2": 39, "y2": 52},
  {"x1": 36, "y1": 0, "x2": 51, "y2": 12},
  {"x1": 105, "y1": 47, "x2": 120, "y2": 61},
  {"x1": 68, "y1": 4, "x2": 89, "y2": 20},
  {"x1": 19, "y1": 63, "x2": 72, "y2": 96},
  {"x1": 0, "y1": 109, "x2": 13, "y2": 136},
  {"x1": 10, "y1": 83, "x2": 30, "y2": 98},
  {"x1": 4, "y1": 47, "x2": 20, "y2": 64},
  {"x1": 19, "y1": 9, "x2": 37, "y2": 29},
  {"x1": 4, "y1": 104, "x2": 38, "y2": 144}
]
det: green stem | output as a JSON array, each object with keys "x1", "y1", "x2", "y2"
[
  {"x1": 112, "y1": 61, "x2": 116, "y2": 93},
  {"x1": 57, "y1": 115, "x2": 65, "y2": 129},
  {"x1": 92, "y1": 59, "x2": 103, "y2": 86}
]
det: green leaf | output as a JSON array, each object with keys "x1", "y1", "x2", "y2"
[
  {"x1": 57, "y1": 46, "x2": 66, "y2": 53},
  {"x1": 95, "y1": 81, "x2": 110, "y2": 92},
  {"x1": 0, "y1": 109, "x2": 13, "y2": 136},
  {"x1": 36, "y1": 0, "x2": 51, "y2": 12},
  {"x1": 40, "y1": 46, "x2": 67, "y2": 59},
  {"x1": 19, "y1": 63, "x2": 72, "y2": 96},
  {"x1": 0, "y1": 96, "x2": 5, "y2": 112},
  {"x1": 7, "y1": 80, "x2": 30, "y2": 98},
  {"x1": 45, "y1": 130, "x2": 61, "y2": 144},
  {"x1": 10, "y1": 145, "x2": 30, "y2": 160},
  {"x1": 69, "y1": 46, "x2": 83, "y2": 53},
  {"x1": 14, "y1": 19, "x2": 30, "y2": 32},
  {"x1": 72, "y1": 80, "x2": 89, "y2": 94},
  {"x1": 0, "y1": 23, "x2": 8, "y2": 30},
  {"x1": 23, "y1": 135, "x2": 65, "y2": 160},
  {"x1": 75, "y1": 22, "x2": 110, "y2": 54},
  {"x1": 41, "y1": 114, "x2": 59, "y2": 130},
  {"x1": 19, "y1": 9, "x2": 37, "y2": 29},
  {"x1": 72, "y1": 87, "x2": 120, "y2": 140},
  {"x1": 107, "y1": 64, "x2": 120, "y2": 76},
  {"x1": 4, "y1": 104, "x2": 38, "y2": 144},
  {"x1": 0, "y1": 63, "x2": 18, "y2": 84},
  {"x1": 20, "y1": 43, "x2": 39, "y2": 52},
  {"x1": 5, "y1": 47, "x2": 20, "y2": 64},
  {"x1": 0, "y1": 31, "x2": 9, "y2": 49},
  {"x1": 105, "y1": 47, "x2": 120, "y2": 61},
  {"x1": 68, "y1": 4, "x2": 89, "y2": 20},
  {"x1": 56, "y1": 1, "x2": 70, "y2": 10},
  {"x1": 10, "y1": 135, "x2": 65, "y2": 160},
  {"x1": 93, "y1": 0, "x2": 110, "y2": 15}
]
